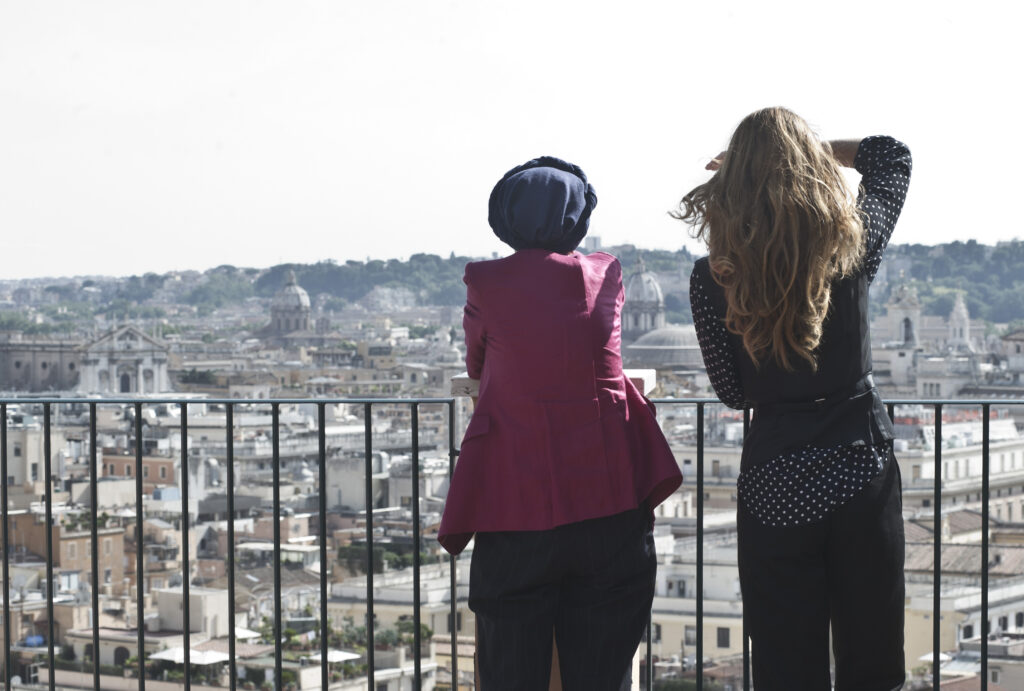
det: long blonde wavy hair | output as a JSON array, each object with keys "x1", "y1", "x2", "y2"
[{"x1": 675, "y1": 107, "x2": 865, "y2": 371}]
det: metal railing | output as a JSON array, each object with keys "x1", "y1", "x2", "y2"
[{"x1": 0, "y1": 395, "x2": 1019, "y2": 691}]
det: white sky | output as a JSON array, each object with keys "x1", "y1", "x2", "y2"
[{"x1": 1, "y1": 0, "x2": 1020, "y2": 280}]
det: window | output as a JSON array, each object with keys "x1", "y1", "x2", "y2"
[
  {"x1": 104, "y1": 568, "x2": 112, "y2": 584},
  {"x1": 999, "y1": 616, "x2": 1008, "y2": 631},
  {"x1": 1016, "y1": 612, "x2": 1023, "y2": 628},
  {"x1": 963, "y1": 624, "x2": 974, "y2": 639},
  {"x1": 448, "y1": 611, "x2": 462, "y2": 633},
  {"x1": 160, "y1": 466, "x2": 167, "y2": 479},
  {"x1": 109, "y1": 464, "x2": 115, "y2": 475},
  {"x1": 377, "y1": 684, "x2": 388, "y2": 691},
  {"x1": 652, "y1": 623, "x2": 662, "y2": 643},
  {"x1": 143, "y1": 466, "x2": 149, "y2": 478},
  {"x1": 103, "y1": 538, "x2": 112, "y2": 556},
  {"x1": 717, "y1": 627, "x2": 730, "y2": 648},
  {"x1": 14, "y1": 361, "x2": 20, "y2": 369},
  {"x1": 41, "y1": 362, "x2": 48, "y2": 370},
  {"x1": 125, "y1": 464, "x2": 132, "y2": 476},
  {"x1": 684, "y1": 625, "x2": 697, "y2": 646},
  {"x1": 30, "y1": 462, "x2": 38, "y2": 482},
  {"x1": 68, "y1": 543, "x2": 77, "y2": 559},
  {"x1": 13, "y1": 445, "x2": 21, "y2": 457},
  {"x1": 922, "y1": 499, "x2": 931, "y2": 508}
]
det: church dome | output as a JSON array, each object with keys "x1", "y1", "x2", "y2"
[
  {"x1": 625, "y1": 271, "x2": 664, "y2": 306},
  {"x1": 272, "y1": 271, "x2": 311, "y2": 310},
  {"x1": 630, "y1": 325, "x2": 698, "y2": 349},
  {"x1": 624, "y1": 325, "x2": 702, "y2": 368}
]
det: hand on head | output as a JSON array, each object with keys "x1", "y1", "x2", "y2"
[{"x1": 706, "y1": 151, "x2": 728, "y2": 171}]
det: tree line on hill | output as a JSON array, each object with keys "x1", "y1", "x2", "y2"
[{"x1": 8, "y1": 240, "x2": 1023, "y2": 334}]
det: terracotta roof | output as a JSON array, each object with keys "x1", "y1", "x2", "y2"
[
  {"x1": 939, "y1": 675, "x2": 1009, "y2": 691},
  {"x1": 905, "y1": 520, "x2": 934, "y2": 542},
  {"x1": 946, "y1": 509, "x2": 993, "y2": 536},
  {"x1": 905, "y1": 542, "x2": 1024, "y2": 576}
]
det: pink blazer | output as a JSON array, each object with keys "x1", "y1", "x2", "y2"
[{"x1": 438, "y1": 250, "x2": 682, "y2": 555}]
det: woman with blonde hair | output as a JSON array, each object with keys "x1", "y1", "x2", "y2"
[{"x1": 678, "y1": 107, "x2": 911, "y2": 690}]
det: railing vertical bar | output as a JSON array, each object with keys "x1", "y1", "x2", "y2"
[
  {"x1": 43, "y1": 403, "x2": 54, "y2": 691},
  {"x1": 411, "y1": 404, "x2": 422, "y2": 686},
  {"x1": 89, "y1": 405, "x2": 100, "y2": 691},
  {"x1": 180, "y1": 402, "x2": 191, "y2": 691},
  {"x1": 318, "y1": 403, "x2": 329, "y2": 691},
  {"x1": 887, "y1": 402, "x2": 895, "y2": 424},
  {"x1": 742, "y1": 407, "x2": 751, "y2": 691},
  {"x1": 271, "y1": 404, "x2": 283, "y2": 691},
  {"x1": 933, "y1": 403, "x2": 942, "y2": 691},
  {"x1": 646, "y1": 617, "x2": 652, "y2": 689},
  {"x1": 226, "y1": 404, "x2": 237, "y2": 691},
  {"x1": 0, "y1": 404, "x2": 9, "y2": 691},
  {"x1": 448, "y1": 400, "x2": 458, "y2": 687},
  {"x1": 696, "y1": 402, "x2": 704, "y2": 691},
  {"x1": 364, "y1": 403, "x2": 375, "y2": 691},
  {"x1": 981, "y1": 404, "x2": 990, "y2": 691},
  {"x1": 134, "y1": 403, "x2": 145, "y2": 691}
]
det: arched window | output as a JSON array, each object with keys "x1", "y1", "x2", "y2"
[{"x1": 902, "y1": 317, "x2": 914, "y2": 343}]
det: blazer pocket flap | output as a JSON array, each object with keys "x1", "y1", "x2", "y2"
[{"x1": 463, "y1": 414, "x2": 490, "y2": 441}]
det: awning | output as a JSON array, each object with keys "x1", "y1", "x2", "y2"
[
  {"x1": 149, "y1": 647, "x2": 230, "y2": 665},
  {"x1": 307, "y1": 649, "x2": 360, "y2": 663}
]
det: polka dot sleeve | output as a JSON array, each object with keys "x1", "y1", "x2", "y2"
[
  {"x1": 689, "y1": 263, "x2": 745, "y2": 410},
  {"x1": 853, "y1": 136, "x2": 912, "y2": 284}
]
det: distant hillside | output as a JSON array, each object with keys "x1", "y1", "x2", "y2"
[{"x1": 6, "y1": 240, "x2": 1022, "y2": 334}]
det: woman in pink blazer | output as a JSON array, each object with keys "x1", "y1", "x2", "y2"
[{"x1": 438, "y1": 157, "x2": 681, "y2": 689}]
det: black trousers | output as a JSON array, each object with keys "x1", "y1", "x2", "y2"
[
  {"x1": 737, "y1": 450, "x2": 906, "y2": 691},
  {"x1": 469, "y1": 507, "x2": 655, "y2": 690}
]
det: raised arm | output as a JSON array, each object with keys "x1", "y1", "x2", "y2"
[{"x1": 851, "y1": 136, "x2": 912, "y2": 282}]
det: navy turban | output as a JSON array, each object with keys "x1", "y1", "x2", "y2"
[{"x1": 487, "y1": 156, "x2": 598, "y2": 253}]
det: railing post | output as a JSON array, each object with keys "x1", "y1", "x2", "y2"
[
  {"x1": 448, "y1": 399, "x2": 459, "y2": 689},
  {"x1": 318, "y1": 402, "x2": 329, "y2": 691},
  {"x1": 43, "y1": 403, "x2": 54, "y2": 691},
  {"x1": 411, "y1": 403, "x2": 422, "y2": 687},
  {"x1": 271, "y1": 403, "x2": 283, "y2": 691},
  {"x1": 180, "y1": 402, "x2": 191, "y2": 691},
  {"x1": 981, "y1": 404, "x2": 990, "y2": 691},
  {"x1": 696, "y1": 402, "x2": 704, "y2": 691},
  {"x1": 1, "y1": 404, "x2": 10, "y2": 691},
  {"x1": 134, "y1": 402, "x2": 146, "y2": 691},
  {"x1": 742, "y1": 407, "x2": 751, "y2": 691},
  {"x1": 226, "y1": 403, "x2": 236, "y2": 691},
  {"x1": 933, "y1": 403, "x2": 942, "y2": 691},
  {"x1": 90, "y1": 404, "x2": 100, "y2": 691},
  {"x1": 364, "y1": 403, "x2": 375, "y2": 691}
]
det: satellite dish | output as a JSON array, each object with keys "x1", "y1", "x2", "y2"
[{"x1": 11, "y1": 676, "x2": 21, "y2": 684}]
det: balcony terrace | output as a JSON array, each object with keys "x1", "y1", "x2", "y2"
[{"x1": 0, "y1": 390, "x2": 1021, "y2": 690}]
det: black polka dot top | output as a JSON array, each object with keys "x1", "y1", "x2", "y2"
[{"x1": 690, "y1": 136, "x2": 912, "y2": 527}]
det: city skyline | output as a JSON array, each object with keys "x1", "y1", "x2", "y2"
[{"x1": 2, "y1": 1, "x2": 1021, "y2": 280}]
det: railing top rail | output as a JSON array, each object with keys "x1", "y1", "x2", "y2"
[
  {"x1": 648, "y1": 397, "x2": 1024, "y2": 406},
  {"x1": 0, "y1": 396, "x2": 456, "y2": 405},
  {"x1": 1, "y1": 395, "x2": 1020, "y2": 405}
]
